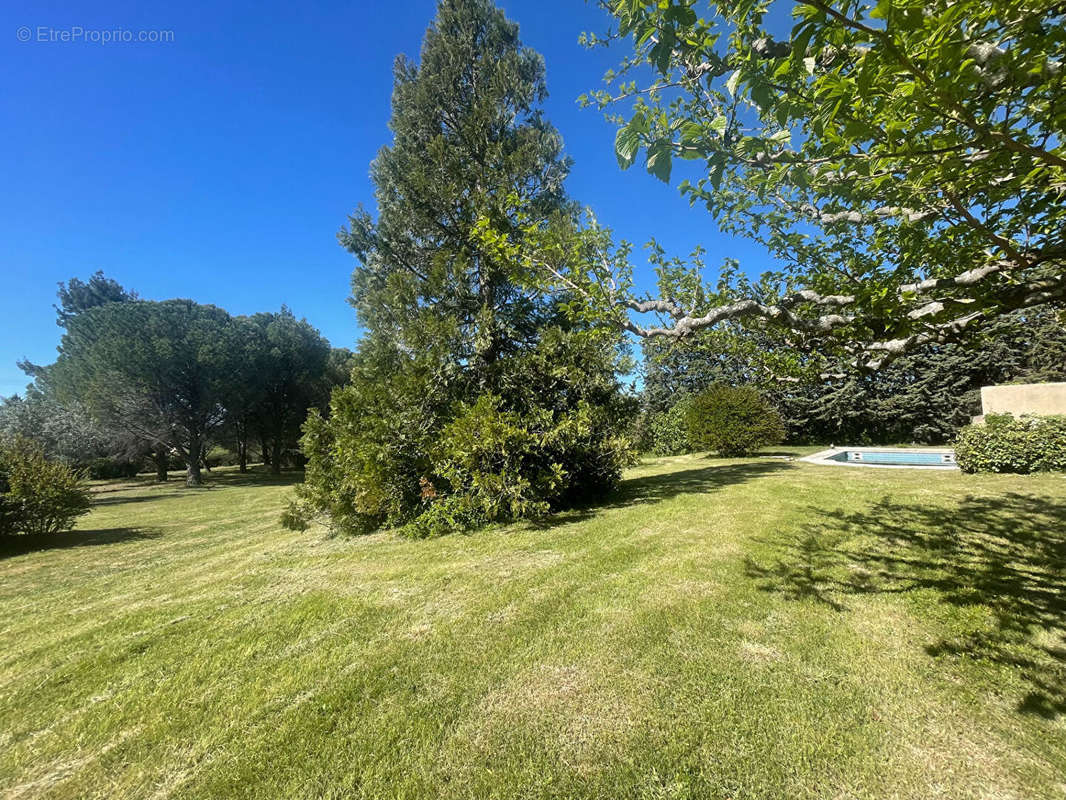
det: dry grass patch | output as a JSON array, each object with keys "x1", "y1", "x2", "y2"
[{"x1": 453, "y1": 661, "x2": 645, "y2": 776}]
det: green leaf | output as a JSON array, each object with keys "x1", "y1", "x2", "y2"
[
  {"x1": 646, "y1": 140, "x2": 673, "y2": 182},
  {"x1": 751, "y1": 83, "x2": 773, "y2": 111},
  {"x1": 709, "y1": 154, "x2": 726, "y2": 189},
  {"x1": 869, "y1": 1, "x2": 889, "y2": 19},
  {"x1": 790, "y1": 21, "x2": 816, "y2": 64},
  {"x1": 614, "y1": 125, "x2": 641, "y2": 170},
  {"x1": 664, "y1": 5, "x2": 697, "y2": 26},
  {"x1": 726, "y1": 70, "x2": 742, "y2": 96}
]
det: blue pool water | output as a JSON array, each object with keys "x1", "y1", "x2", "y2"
[{"x1": 828, "y1": 450, "x2": 955, "y2": 467}]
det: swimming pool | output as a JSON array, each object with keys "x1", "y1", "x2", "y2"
[{"x1": 801, "y1": 447, "x2": 958, "y2": 469}]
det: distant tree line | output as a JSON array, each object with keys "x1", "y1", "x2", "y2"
[
  {"x1": 1, "y1": 271, "x2": 352, "y2": 486},
  {"x1": 641, "y1": 307, "x2": 1066, "y2": 449}
]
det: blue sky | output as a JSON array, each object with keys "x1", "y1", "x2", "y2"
[{"x1": 1, "y1": 0, "x2": 779, "y2": 396}]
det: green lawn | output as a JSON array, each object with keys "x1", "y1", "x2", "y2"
[{"x1": 1, "y1": 453, "x2": 1064, "y2": 799}]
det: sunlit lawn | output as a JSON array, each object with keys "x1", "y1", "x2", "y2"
[{"x1": 1, "y1": 452, "x2": 1063, "y2": 799}]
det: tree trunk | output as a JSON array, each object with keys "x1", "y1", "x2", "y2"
[
  {"x1": 153, "y1": 447, "x2": 169, "y2": 482},
  {"x1": 271, "y1": 438, "x2": 283, "y2": 475},
  {"x1": 260, "y1": 433, "x2": 271, "y2": 466},
  {"x1": 185, "y1": 433, "x2": 203, "y2": 487},
  {"x1": 186, "y1": 458, "x2": 202, "y2": 487},
  {"x1": 237, "y1": 421, "x2": 248, "y2": 473}
]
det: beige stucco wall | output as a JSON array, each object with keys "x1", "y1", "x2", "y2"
[{"x1": 981, "y1": 382, "x2": 1066, "y2": 417}]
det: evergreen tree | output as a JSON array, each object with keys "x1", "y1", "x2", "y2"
[
  {"x1": 51, "y1": 300, "x2": 239, "y2": 487},
  {"x1": 290, "y1": 0, "x2": 633, "y2": 535},
  {"x1": 6, "y1": 273, "x2": 151, "y2": 476},
  {"x1": 340, "y1": 0, "x2": 573, "y2": 386},
  {"x1": 54, "y1": 270, "x2": 137, "y2": 327},
  {"x1": 247, "y1": 309, "x2": 332, "y2": 475}
]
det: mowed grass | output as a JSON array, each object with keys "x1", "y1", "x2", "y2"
[{"x1": 1, "y1": 453, "x2": 1064, "y2": 799}]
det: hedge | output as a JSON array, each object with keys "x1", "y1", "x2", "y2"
[{"x1": 954, "y1": 414, "x2": 1066, "y2": 474}]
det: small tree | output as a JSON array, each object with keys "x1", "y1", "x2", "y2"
[
  {"x1": 0, "y1": 438, "x2": 92, "y2": 536},
  {"x1": 686, "y1": 385, "x2": 784, "y2": 457}
]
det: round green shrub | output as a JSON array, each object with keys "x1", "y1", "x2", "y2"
[
  {"x1": 685, "y1": 384, "x2": 785, "y2": 457},
  {"x1": 403, "y1": 392, "x2": 632, "y2": 537},
  {"x1": 0, "y1": 438, "x2": 92, "y2": 536},
  {"x1": 954, "y1": 414, "x2": 1066, "y2": 473}
]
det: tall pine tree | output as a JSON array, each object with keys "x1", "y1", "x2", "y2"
[
  {"x1": 289, "y1": 0, "x2": 633, "y2": 535},
  {"x1": 340, "y1": 0, "x2": 573, "y2": 387}
]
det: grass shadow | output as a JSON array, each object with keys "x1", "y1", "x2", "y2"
[
  {"x1": 90, "y1": 467, "x2": 303, "y2": 506},
  {"x1": 609, "y1": 461, "x2": 792, "y2": 508},
  {"x1": 528, "y1": 461, "x2": 793, "y2": 531},
  {"x1": 91, "y1": 493, "x2": 181, "y2": 508},
  {"x1": 196, "y1": 468, "x2": 304, "y2": 489},
  {"x1": 745, "y1": 492, "x2": 1066, "y2": 718},
  {"x1": 0, "y1": 527, "x2": 161, "y2": 559},
  {"x1": 743, "y1": 531, "x2": 850, "y2": 611}
]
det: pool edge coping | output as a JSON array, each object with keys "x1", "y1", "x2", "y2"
[{"x1": 800, "y1": 446, "x2": 959, "y2": 470}]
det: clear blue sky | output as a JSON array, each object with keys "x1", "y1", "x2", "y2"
[{"x1": 1, "y1": 0, "x2": 779, "y2": 397}]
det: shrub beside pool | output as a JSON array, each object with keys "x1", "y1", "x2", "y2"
[{"x1": 954, "y1": 413, "x2": 1066, "y2": 473}]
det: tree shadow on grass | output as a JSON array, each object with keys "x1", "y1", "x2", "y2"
[
  {"x1": 528, "y1": 461, "x2": 793, "y2": 531},
  {"x1": 610, "y1": 461, "x2": 792, "y2": 508},
  {"x1": 198, "y1": 468, "x2": 304, "y2": 489},
  {"x1": 0, "y1": 527, "x2": 161, "y2": 559},
  {"x1": 90, "y1": 493, "x2": 182, "y2": 508},
  {"x1": 745, "y1": 492, "x2": 1066, "y2": 718},
  {"x1": 90, "y1": 468, "x2": 303, "y2": 507}
]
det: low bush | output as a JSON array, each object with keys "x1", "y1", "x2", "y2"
[
  {"x1": 404, "y1": 393, "x2": 632, "y2": 538},
  {"x1": 86, "y1": 458, "x2": 141, "y2": 480},
  {"x1": 0, "y1": 438, "x2": 93, "y2": 536},
  {"x1": 204, "y1": 446, "x2": 235, "y2": 469},
  {"x1": 286, "y1": 367, "x2": 439, "y2": 536},
  {"x1": 954, "y1": 414, "x2": 1066, "y2": 473},
  {"x1": 285, "y1": 329, "x2": 635, "y2": 537},
  {"x1": 686, "y1": 384, "x2": 785, "y2": 457},
  {"x1": 640, "y1": 398, "x2": 694, "y2": 456}
]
